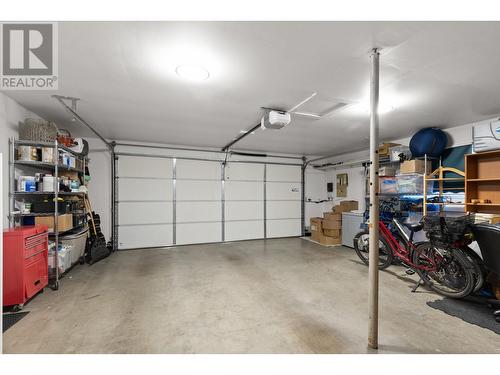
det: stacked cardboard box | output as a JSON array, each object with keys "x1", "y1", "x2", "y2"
[{"x1": 310, "y1": 200, "x2": 358, "y2": 246}]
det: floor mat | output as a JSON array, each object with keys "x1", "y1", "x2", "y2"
[
  {"x1": 427, "y1": 297, "x2": 499, "y2": 335},
  {"x1": 3, "y1": 312, "x2": 29, "y2": 333}
]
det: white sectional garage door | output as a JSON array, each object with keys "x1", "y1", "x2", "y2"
[
  {"x1": 224, "y1": 162, "x2": 265, "y2": 241},
  {"x1": 117, "y1": 155, "x2": 174, "y2": 249},
  {"x1": 265, "y1": 165, "x2": 302, "y2": 238},
  {"x1": 116, "y1": 155, "x2": 302, "y2": 249},
  {"x1": 175, "y1": 159, "x2": 222, "y2": 245}
]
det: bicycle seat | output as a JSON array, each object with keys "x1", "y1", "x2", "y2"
[{"x1": 404, "y1": 222, "x2": 423, "y2": 232}]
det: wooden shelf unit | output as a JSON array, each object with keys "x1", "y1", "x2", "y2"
[
  {"x1": 423, "y1": 165, "x2": 465, "y2": 216},
  {"x1": 465, "y1": 149, "x2": 500, "y2": 214}
]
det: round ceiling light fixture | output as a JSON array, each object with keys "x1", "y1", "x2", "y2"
[{"x1": 175, "y1": 64, "x2": 210, "y2": 82}]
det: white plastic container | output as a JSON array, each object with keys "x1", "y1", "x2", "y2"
[
  {"x1": 43, "y1": 175, "x2": 55, "y2": 192},
  {"x1": 49, "y1": 245, "x2": 73, "y2": 274}
]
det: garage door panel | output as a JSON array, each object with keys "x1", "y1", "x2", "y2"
[
  {"x1": 176, "y1": 222, "x2": 222, "y2": 245},
  {"x1": 225, "y1": 220, "x2": 264, "y2": 241},
  {"x1": 118, "y1": 156, "x2": 172, "y2": 178},
  {"x1": 176, "y1": 159, "x2": 221, "y2": 180},
  {"x1": 225, "y1": 181, "x2": 263, "y2": 201},
  {"x1": 266, "y1": 182, "x2": 302, "y2": 200},
  {"x1": 117, "y1": 156, "x2": 304, "y2": 247},
  {"x1": 266, "y1": 200, "x2": 301, "y2": 220},
  {"x1": 177, "y1": 201, "x2": 221, "y2": 223},
  {"x1": 225, "y1": 201, "x2": 264, "y2": 221},
  {"x1": 176, "y1": 180, "x2": 221, "y2": 201},
  {"x1": 266, "y1": 165, "x2": 301, "y2": 182},
  {"x1": 225, "y1": 163, "x2": 264, "y2": 181},
  {"x1": 118, "y1": 201, "x2": 172, "y2": 225},
  {"x1": 119, "y1": 178, "x2": 172, "y2": 201},
  {"x1": 266, "y1": 219, "x2": 301, "y2": 238},
  {"x1": 119, "y1": 224, "x2": 173, "y2": 249}
]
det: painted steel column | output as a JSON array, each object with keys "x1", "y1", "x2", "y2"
[
  {"x1": 368, "y1": 48, "x2": 380, "y2": 349},
  {"x1": 301, "y1": 156, "x2": 306, "y2": 236},
  {"x1": 221, "y1": 162, "x2": 225, "y2": 242},
  {"x1": 111, "y1": 142, "x2": 117, "y2": 250},
  {"x1": 264, "y1": 164, "x2": 267, "y2": 239},
  {"x1": 173, "y1": 158, "x2": 177, "y2": 245}
]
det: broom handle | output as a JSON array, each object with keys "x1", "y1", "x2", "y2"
[{"x1": 84, "y1": 196, "x2": 98, "y2": 236}]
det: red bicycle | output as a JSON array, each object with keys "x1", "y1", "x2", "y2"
[{"x1": 353, "y1": 217, "x2": 477, "y2": 298}]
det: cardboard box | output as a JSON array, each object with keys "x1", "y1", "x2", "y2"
[
  {"x1": 378, "y1": 142, "x2": 400, "y2": 156},
  {"x1": 400, "y1": 160, "x2": 432, "y2": 174},
  {"x1": 323, "y1": 228, "x2": 341, "y2": 238},
  {"x1": 310, "y1": 217, "x2": 323, "y2": 233},
  {"x1": 35, "y1": 213, "x2": 73, "y2": 232},
  {"x1": 490, "y1": 216, "x2": 500, "y2": 225},
  {"x1": 323, "y1": 219, "x2": 342, "y2": 230},
  {"x1": 311, "y1": 229, "x2": 322, "y2": 242},
  {"x1": 312, "y1": 231, "x2": 341, "y2": 246},
  {"x1": 340, "y1": 200, "x2": 358, "y2": 212},
  {"x1": 324, "y1": 212, "x2": 342, "y2": 221},
  {"x1": 379, "y1": 166, "x2": 396, "y2": 176}
]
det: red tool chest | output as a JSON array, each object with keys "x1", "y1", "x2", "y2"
[{"x1": 3, "y1": 225, "x2": 49, "y2": 309}]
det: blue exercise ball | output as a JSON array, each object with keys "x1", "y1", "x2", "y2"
[{"x1": 409, "y1": 127, "x2": 448, "y2": 158}]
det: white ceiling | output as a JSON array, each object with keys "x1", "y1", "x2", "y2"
[{"x1": 6, "y1": 21, "x2": 500, "y2": 156}]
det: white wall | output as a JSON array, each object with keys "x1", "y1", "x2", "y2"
[
  {"x1": 0, "y1": 93, "x2": 43, "y2": 229},
  {"x1": 304, "y1": 166, "x2": 328, "y2": 223},
  {"x1": 85, "y1": 138, "x2": 112, "y2": 241}
]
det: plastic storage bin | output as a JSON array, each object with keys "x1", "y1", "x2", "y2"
[
  {"x1": 379, "y1": 177, "x2": 398, "y2": 194},
  {"x1": 49, "y1": 244, "x2": 73, "y2": 274},
  {"x1": 59, "y1": 226, "x2": 88, "y2": 265}
]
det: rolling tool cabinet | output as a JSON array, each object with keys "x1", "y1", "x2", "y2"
[{"x1": 3, "y1": 225, "x2": 49, "y2": 310}]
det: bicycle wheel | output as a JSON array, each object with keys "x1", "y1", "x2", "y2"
[
  {"x1": 353, "y1": 230, "x2": 393, "y2": 270},
  {"x1": 412, "y1": 243, "x2": 475, "y2": 298},
  {"x1": 460, "y1": 246, "x2": 486, "y2": 293}
]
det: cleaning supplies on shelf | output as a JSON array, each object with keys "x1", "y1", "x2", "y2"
[{"x1": 17, "y1": 176, "x2": 37, "y2": 192}]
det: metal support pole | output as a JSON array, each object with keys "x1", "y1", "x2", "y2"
[
  {"x1": 54, "y1": 139, "x2": 59, "y2": 289},
  {"x1": 301, "y1": 156, "x2": 306, "y2": 236},
  {"x1": 368, "y1": 48, "x2": 380, "y2": 349},
  {"x1": 264, "y1": 164, "x2": 267, "y2": 239},
  {"x1": 221, "y1": 162, "x2": 225, "y2": 242},
  {"x1": 172, "y1": 158, "x2": 177, "y2": 245},
  {"x1": 110, "y1": 142, "x2": 117, "y2": 250}
]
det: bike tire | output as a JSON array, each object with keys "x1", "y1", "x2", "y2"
[
  {"x1": 353, "y1": 230, "x2": 394, "y2": 270},
  {"x1": 412, "y1": 243, "x2": 475, "y2": 299},
  {"x1": 460, "y1": 246, "x2": 486, "y2": 293}
]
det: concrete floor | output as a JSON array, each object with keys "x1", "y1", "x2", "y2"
[{"x1": 3, "y1": 238, "x2": 499, "y2": 353}]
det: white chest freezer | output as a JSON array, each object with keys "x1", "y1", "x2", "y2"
[{"x1": 342, "y1": 212, "x2": 365, "y2": 248}]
